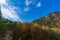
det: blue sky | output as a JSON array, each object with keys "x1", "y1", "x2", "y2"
[{"x1": 0, "y1": 0, "x2": 60, "y2": 22}]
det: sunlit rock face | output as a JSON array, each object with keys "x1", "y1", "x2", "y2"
[{"x1": 32, "y1": 11, "x2": 60, "y2": 27}]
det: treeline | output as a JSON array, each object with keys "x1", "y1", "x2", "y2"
[
  {"x1": 13, "y1": 22, "x2": 60, "y2": 40},
  {"x1": 0, "y1": 18, "x2": 16, "y2": 31}
]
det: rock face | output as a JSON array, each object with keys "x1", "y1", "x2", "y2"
[
  {"x1": 32, "y1": 11, "x2": 60, "y2": 28},
  {"x1": 0, "y1": 31, "x2": 12, "y2": 40}
]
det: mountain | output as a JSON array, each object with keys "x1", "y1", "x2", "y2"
[
  {"x1": 0, "y1": 11, "x2": 60, "y2": 40},
  {"x1": 32, "y1": 11, "x2": 60, "y2": 28}
]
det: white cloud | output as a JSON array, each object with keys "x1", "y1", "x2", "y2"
[
  {"x1": 24, "y1": 0, "x2": 33, "y2": 12},
  {"x1": 36, "y1": 2, "x2": 41, "y2": 7},
  {"x1": 0, "y1": 0, "x2": 7, "y2": 4},
  {"x1": 25, "y1": 0, "x2": 32, "y2": 6},
  {"x1": 24, "y1": 7, "x2": 30, "y2": 12},
  {"x1": 0, "y1": 0, "x2": 23, "y2": 22},
  {"x1": 24, "y1": 0, "x2": 41, "y2": 12}
]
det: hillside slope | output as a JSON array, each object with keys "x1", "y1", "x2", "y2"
[
  {"x1": 0, "y1": 18, "x2": 16, "y2": 31},
  {"x1": 32, "y1": 11, "x2": 60, "y2": 28}
]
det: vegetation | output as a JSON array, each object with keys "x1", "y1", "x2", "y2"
[
  {"x1": 32, "y1": 11, "x2": 60, "y2": 28},
  {"x1": 0, "y1": 11, "x2": 60, "y2": 40},
  {"x1": 15, "y1": 22, "x2": 60, "y2": 40},
  {"x1": 0, "y1": 18, "x2": 16, "y2": 31}
]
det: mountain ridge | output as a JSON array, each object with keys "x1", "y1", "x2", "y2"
[{"x1": 32, "y1": 11, "x2": 60, "y2": 28}]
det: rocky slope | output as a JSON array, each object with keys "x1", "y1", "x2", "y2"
[{"x1": 32, "y1": 11, "x2": 60, "y2": 28}]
